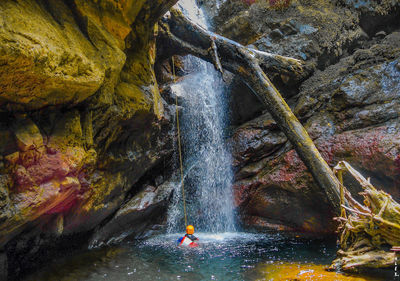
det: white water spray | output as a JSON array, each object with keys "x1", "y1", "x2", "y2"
[{"x1": 167, "y1": 0, "x2": 236, "y2": 233}]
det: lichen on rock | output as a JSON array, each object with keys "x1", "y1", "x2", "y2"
[
  {"x1": 0, "y1": 0, "x2": 178, "y2": 278},
  {"x1": 219, "y1": 4, "x2": 400, "y2": 235}
]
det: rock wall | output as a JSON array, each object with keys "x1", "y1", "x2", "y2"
[
  {"x1": 0, "y1": 0, "x2": 177, "y2": 278},
  {"x1": 1, "y1": 0, "x2": 399, "y2": 278},
  {"x1": 202, "y1": 0, "x2": 400, "y2": 235}
]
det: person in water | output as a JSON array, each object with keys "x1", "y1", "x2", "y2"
[
  {"x1": 178, "y1": 225, "x2": 199, "y2": 247},
  {"x1": 185, "y1": 225, "x2": 198, "y2": 241}
]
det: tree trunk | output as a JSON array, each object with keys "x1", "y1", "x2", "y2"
[{"x1": 158, "y1": 9, "x2": 342, "y2": 212}]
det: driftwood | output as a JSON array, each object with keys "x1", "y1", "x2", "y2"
[
  {"x1": 158, "y1": 8, "x2": 343, "y2": 211},
  {"x1": 329, "y1": 161, "x2": 399, "y2": 271}
]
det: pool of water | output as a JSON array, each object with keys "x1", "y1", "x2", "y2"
[{"x1": 23, "y1": 232, "x2": 390, "y2": 281}]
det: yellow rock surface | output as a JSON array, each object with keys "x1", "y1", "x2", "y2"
[{"x1": 258, "y1": 263, "x2": 380, "y2": 281}]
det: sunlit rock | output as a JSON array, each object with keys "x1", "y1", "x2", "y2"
[
  {"x1": 0, "y1": 1, "x2": 176, "y2": 278},
  {"x1": 258, "y1": 263, "x2": 379, "y2": 281}
]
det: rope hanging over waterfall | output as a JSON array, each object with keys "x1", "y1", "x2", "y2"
[{"x1": 172, "y1": 57, "x2": 188, "y2": 227}]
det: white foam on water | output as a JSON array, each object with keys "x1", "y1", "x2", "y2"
[{"x1": 143, "y1": 232, "x2": 266, "y2": 248}]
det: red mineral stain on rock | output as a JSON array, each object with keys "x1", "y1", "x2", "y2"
[
  {"x1": 265, "y1": 150, "x2": 308, "y2": 191},
  {"x1": 242, "y1": 0, "x2": 256, "y2": 5},
  {"x1": 233, "y1": 122, "x2": 400, "y2": 234},
  {"x1": 14, "y1": 165, "x2": 34, "y2": 188},
  {"x1": 26, "y1": 152, "x2": 70, "y2": 185},
  {"x1": 46, "y1": 195, "x2": 78, "y2": 214},
  {"x1": 269, "y1": 0, "x2": 291, "y2": 9},
  {"x1": 9, "y1": 141, "x2": 89, "y2": 220},
  {"x1": 395, "y1": 155, "x2": 400, "y2": 169},
  {"x1": 233, "y1": 181, "x2": 261, "y2": 207}
]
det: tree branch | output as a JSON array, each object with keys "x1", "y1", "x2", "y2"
[{"x1": 158, "y1": 8, "x2": 342, "y2": 212}]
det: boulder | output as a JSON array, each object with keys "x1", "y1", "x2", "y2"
[
  {"x1": 90, "y1": 181, "x2": 174, "y2": 247},
  {"x1": 12, "y1": 118, "x2": 43, "y2": 152},
  {"x1": 231, "y1": 32, "x2": 400, "y2": 235},
  {"x1": 0, "y1": 0, "x2": 105, "y2": 110}
]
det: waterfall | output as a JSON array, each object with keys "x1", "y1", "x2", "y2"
[{"x1": 167, "y1": 0, "x2": 236, "y2": 233}]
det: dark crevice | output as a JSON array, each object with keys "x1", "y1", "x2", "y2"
[
  {"x1": 6, "y1": 227, "x2": 92, "y2": 281},
  {"x1": 316, "y1": 7, "x2": 399, "y2": 72},
  {"x1": 38, "y1": 0, "x2": 63, "y2": 26},
  {"x1": 63, "y1": 0, "x2": 96, "y2": 47},
  {"x1": 359, "y1": 7, "x2": 400, "y2": 37}
]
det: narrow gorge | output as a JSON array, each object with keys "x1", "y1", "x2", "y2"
[{"x1": 0, "y1": 0, "x2": 399, "y2": 280}]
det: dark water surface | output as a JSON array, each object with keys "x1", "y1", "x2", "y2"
[{"x1": 23, "y1": 232, "x2": 391, "y2": 281}]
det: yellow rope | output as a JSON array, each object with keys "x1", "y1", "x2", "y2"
[{"x1": 172, "y1": 57, "x2": 188, "y2": 227}]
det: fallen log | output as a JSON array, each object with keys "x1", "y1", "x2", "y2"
[
  {"x1": 329, "y1": 161, "x2": 399, "y2": 271},
  {"x1": 158, "y1": 8, "x2": 343, "y2": 211}
]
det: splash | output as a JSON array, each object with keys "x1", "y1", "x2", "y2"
[{"x1": 167, "y1": 0, "x2": 236, "y2": 233}]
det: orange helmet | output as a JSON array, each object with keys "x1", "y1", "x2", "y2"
[{"x1": 186, "y1": 225, "x2": 195, "y2": 235}]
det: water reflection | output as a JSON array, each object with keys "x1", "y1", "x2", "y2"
[{"x1": 24, "y1": 232, "x2": 373, "y2": 281}]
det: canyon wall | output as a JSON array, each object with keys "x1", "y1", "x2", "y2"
[
  {"x1": 202, "y1": 0, "x2": 400, "y2": 235},
  {"x1": 0, "y1": 0, "x2": 177, "y2": 278},
  {"x1": 1, "y1": 0, "x2": 400, "y2": 278}
]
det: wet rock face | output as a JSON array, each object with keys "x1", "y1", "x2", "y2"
[
  {"x1": 203, "y1": 0, "x2": 399, "y2": 117},
  {"x1": 90, "y1": 180, "x2": 175, "y2": 247},
  {"x1": 205, "y1": 0, "x2": 364, "y2": 66},
  {"x1": 231, "y1": 30, "x2": 400, "y2": 235},
  {"x1": 200, "y1": 1, "x2": 400, "y2": 234},
  {"x1": 0, "y1": 0, "x2": 176, "y2": 278}
]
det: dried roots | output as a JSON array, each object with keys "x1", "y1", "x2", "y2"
[{"x1": 330, "y1": 161, "x2": 400, "y2": 272}]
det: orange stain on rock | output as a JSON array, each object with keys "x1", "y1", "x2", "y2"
[{"x1": 258, "y1": 263, "x2": 380, "y2": 281}]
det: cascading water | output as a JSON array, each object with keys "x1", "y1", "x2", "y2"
[
  {"x1": 20, "y1": 1, "x2": 395, "y2": 280},
  {"x1": 167, "y1": 0, "x2": 236, "y2": 233}
]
